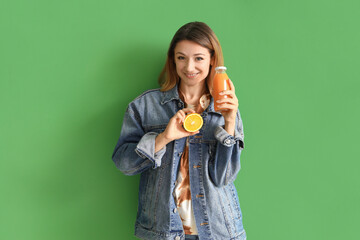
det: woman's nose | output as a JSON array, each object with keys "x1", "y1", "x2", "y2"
[{"x1": 185, "y1": 59, "x2": 195, "y2": 71}]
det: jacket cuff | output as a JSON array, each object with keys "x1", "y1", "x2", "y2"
[
  {"x1": 214, "y1": 126, "x2": 244, "y2": 149},
  {"x1": 135, "y1": 132, "x2": 166, "y2": 168}
]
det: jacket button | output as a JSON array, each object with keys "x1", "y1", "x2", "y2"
[
  {"x1": 225, "y1": 139, "x2": 231, "y2": 145},
  {"x1": 175, "y1": 236, "x2": 180, "y2": 240},
  {"x1": 178, "y1": 102, "x2": 182, "y2": 108},
  {"x1": 173, "y1": 208, "x2": 177, "y2": 213}
]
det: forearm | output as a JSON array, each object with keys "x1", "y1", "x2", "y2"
[
  {"x1": 224, "y1": 120, "x2": 235, "y2": 136},
  {"x1": 209, "y1": 118, "x2": 244, "y2": 186},
  {"x1": 112, "y1": 142, "x2": 153, "y2": 175},
  {"x1": 209, "y1": 142, "x2": 242, "y2": 187},
  {"x1": 113, "y1": 130, "x2": 168, "y2": 174},
  {"x1": 155, "y1": 132, "x2": 171, "y2": 153}
]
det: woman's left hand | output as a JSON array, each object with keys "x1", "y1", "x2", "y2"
[{"x1": 215, "y1": 79, "x2": 238, "y2": 135}]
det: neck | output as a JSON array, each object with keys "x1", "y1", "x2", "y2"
[{"x1": 179, "y1": 81, "x2": 207, "y2": 105}]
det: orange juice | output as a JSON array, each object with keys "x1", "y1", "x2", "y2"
[{"x1": 213, "y1": 66, "x2": 230, "y2": 112}]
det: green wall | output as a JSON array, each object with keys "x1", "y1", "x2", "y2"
[{"x1": 1, "y1": 0, "x2": 359, "y2": 239}]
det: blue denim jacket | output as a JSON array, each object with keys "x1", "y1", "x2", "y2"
[{"x1": 112, "y1": 85, "x2": 246, "y2": 240}]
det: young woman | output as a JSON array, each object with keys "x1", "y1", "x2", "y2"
[{"x1": 112, "y1": 22, "x2": 246, "y2": 240}]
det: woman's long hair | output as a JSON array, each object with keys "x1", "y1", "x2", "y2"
[{"x1": 158, "y1": 22, "x2": 224, "y2": 94}]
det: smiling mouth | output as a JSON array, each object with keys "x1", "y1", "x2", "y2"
[{"x1": 185, "y1": 73, "x2": 199, "y2": 78}]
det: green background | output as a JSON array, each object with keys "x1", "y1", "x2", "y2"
[{"x1": 1, "y1": 0, "x2": 359, "y2": 239}]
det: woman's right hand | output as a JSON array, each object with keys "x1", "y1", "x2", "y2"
[{"x1": 155, "y1": 108, "x2": 199, "y2": 152}]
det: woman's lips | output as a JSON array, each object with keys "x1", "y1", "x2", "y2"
[{"x1": 185, "y1": 73, "x2": 199, "y2": 78}]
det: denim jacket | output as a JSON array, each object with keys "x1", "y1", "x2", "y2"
[{"x1": 112, "y1": 85, "x2": 246, "y2": 240}]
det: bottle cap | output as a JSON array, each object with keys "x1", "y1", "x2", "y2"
[{"x1": 215, "y1": 66, "x2": 227, "y2": 71}]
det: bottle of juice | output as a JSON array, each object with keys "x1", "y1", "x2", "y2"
[{"x1": 213, "y1": 66, "x2": 230, "y2": 112}]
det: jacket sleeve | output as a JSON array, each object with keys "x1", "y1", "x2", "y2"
[
  {"x1": 112, "y1": 105, "x2": 166, "y2": 176},
  {"x1": 208, "y1": 110, "x2": 244, "y2": 187}
]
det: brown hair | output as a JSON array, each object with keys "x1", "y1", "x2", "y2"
[{"x1": 158, "y1": 22, "x2": 224, "y2": 92}]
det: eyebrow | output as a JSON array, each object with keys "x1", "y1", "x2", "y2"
[{"x1": 175, "y1": 52, "x2": 206, "y2": 56}]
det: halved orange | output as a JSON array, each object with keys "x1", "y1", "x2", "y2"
[{"x1": 183, "y1": 113, "x2": 203, "y2": 132}]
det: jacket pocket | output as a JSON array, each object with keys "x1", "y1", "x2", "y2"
[
  {"x1": 221, "y1": 184, "x2": 244, "y2": 236},
  {"x1": 227, "y1": 184, "x2": 242, "y2": 221},
  {"x1": 137, "y1": 170, "x2": 156, "y2": 229}
]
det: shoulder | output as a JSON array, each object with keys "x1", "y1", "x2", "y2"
[
  {"x1": 126, "y1": 88, "x2": 176, "y2": 124},
  {"x1": 132, "y1": 88, "x2": 163, "y2": 102},
  {"x1": 128, "y1": 88, "x2": 165, "y2": 108},
  {"x1": 127, "y1": 88, "x2": 165, "y2": 113}
]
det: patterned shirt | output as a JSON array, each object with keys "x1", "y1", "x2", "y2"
[{"x1": 173, "y1": 90, "x2": 211, "y2": 235}]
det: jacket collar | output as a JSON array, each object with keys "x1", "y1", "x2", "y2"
[
  {"x1": 160, "y1": 84, "x2": 181, "y2": 105},
  {"x1": 161, "y1": 84, "x2": 221, "y2": 115},
  {"x1": 206, "y1": 97, "x2": 221, "y2": 114}
]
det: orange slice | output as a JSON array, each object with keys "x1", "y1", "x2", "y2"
[{"x1": 183, "y1": 113, "x2": 203, "y2": 132}]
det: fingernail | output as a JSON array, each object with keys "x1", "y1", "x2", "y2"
[{"x1": 216, "y1": 100, "x2": 221, "y2": 103}]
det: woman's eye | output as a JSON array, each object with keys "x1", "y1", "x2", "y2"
[
  {"x1": 196, "y1": 57, "x2": 204, "y2": 61},
  {"x1": 177, "y1": 56, "x2": 185, "y2": 60}
]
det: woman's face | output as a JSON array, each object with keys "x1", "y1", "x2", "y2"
[{"x1": 174, "y1": 40, "x2": 212, "y2": 87}]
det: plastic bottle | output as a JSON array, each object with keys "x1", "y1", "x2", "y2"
[{"x1": 213, "y1": 66, "x2": 230, "y2": 112}]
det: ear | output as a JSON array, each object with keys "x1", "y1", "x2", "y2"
[{"x1": 210, "y1": 56, "x2": 215, "y2": 66}]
